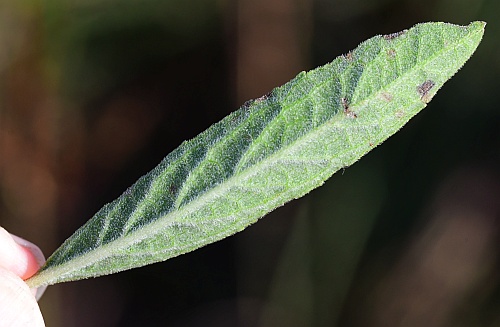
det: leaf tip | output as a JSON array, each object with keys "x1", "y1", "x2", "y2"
[{"x1": 467, "y1": 21, "x2": 486, "y2": 35}]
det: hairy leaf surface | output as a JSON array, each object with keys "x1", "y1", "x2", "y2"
[{"x1": 27, "y1": 21, "x2": 485, "y2": 288}]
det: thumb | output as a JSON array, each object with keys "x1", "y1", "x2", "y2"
[
  {"x1": 0, "y1": 267, "x2": 45, "y2": 327},
  {"x1": 0, "y1": 228, "x2": 46, "y2": 300}
]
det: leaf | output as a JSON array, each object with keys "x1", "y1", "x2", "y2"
[{"x1": 26, "y1": 21, "x2": 485, "y2": 288}]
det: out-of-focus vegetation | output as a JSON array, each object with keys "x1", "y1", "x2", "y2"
[{"x1": 0, "y1": 0, "x2": 498, "y2": 326}]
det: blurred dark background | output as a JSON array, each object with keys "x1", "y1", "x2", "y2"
[{"x1": 0, "y1": 0, "x2": 499, "y2": 326}]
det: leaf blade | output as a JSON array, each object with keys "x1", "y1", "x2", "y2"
[{"x1": 26, "y1": 21, "x2": 485, "y2": 288}]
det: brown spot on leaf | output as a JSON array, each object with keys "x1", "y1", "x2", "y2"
[
  {"x1": 341, "y1": 97, "x2": 349, "y2": 109},
  {"x1": 255, "y1": 92, "x2": 272, "y2": 103},
  {"x1": 341, "y1": 97, "x2": 357, "y2": 119},
  {"x1": 380, "y1": 92, "x2": 393, "y2": 102},
  {"x1": 124, "y1": 186, "x2": 133, "y2": 197},
  {"x1": 169, "y1": 184, "x2": 177, "y2": 195},
  {"x1": 383, "y1": 30, "x2": 407, "y2": 40},
  {"x1": 395, "y1": 110, "x2": 404, "y2": 118},
  {"x1": 344, "y1": 51, "x2": 354, "y2": 61},
  {"x1": 387, "y1": 48, "x2": 396, "y2": 58},
  {"x1": 242, "y1": 99, "x2": 254, "y2": 109},
  {"x1": 346, "y1": 110, "x2": 358, "y2": 119},
  {"x1": 417, "y1": 80, "x2": 436, "y2": 103}
]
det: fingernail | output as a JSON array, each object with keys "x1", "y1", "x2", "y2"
[{"x1": 8, "y1": 233, "x2": 47, "y2": 301}]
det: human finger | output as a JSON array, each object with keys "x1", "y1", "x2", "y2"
[
  {"x1": 0, "y1": 267, "x2": 45, "y2": 327},
  {"x1": 0, "y1": 227, "x2": 46, "y2": 299}
]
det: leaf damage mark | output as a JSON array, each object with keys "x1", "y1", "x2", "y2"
[
  {"x1": 255, "y1": 92, "x2": 272, "y2": 103},
  {"x1": 341, "y1": 97, "x2": 357, "y2": 119},
  {"x1": 380, "y1": 92, "x2": 393, "y2": 102},
  {"x1": 169, "y1": 184, "x2": 177, "y2": 196},
  {"x1": 383, "y1": 30, "x2": 407, "y2": 40},
  {"x1": 124, "y1": 186, "x2": 133, "y2": 197},
  {"x1": 243, "y1": 92, "x2": 273, "y2": 109},
  {"x1": 344, "y1": 51, "x2": 354, "y2": 61},
  {"x1": 417, "y1": 80, "x2": 436, "y2": 103},
  {"x1": 242, "y1": 99, "x2": 254, "y2": 109}
]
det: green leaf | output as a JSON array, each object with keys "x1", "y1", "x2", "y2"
[{"x1": 26, "y1": 21, "x2": 485, "y2": 288}]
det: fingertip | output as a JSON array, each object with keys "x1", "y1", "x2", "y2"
[
  {"x1": 0, "y1": 227, "x2": 45, "y2": 280},
  {"x1": 9, "y1": 233, "x2": 45, "y2": 279},
  {"x1": 0, "y1": 228, "x2": 47, "y2": 300}
]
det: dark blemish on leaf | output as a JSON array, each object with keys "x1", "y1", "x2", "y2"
[
  {"x1": 242, "y1": 99, "x2": 254, "y2": 110},
  {"x1": 124, "y1": 186, "x2": 133, "y2": 197},
  {"x1": 417, "y1": 80, "x2": 435, "y2": 96},
  {"x1": 395, "y1": 110, "x2": 404, "y2": 118},
  {"x1": 243, "y1": 92, "x2": 272, "y2": 110},
  {"x1": 383, "y1": 30, "x2": 407, "y2": 40},
  {"x1": 169, "y1": 184, "x2": 177, "y2": 196},
  {"x1": 341, "y1": 97, "x2": 348, "y2": 110},
  {"x1": 387, "y1": 48, "x2": 396, "y2": 58},
  {"x1": 255, "y1": 91, "x2": 272, "y2": 103},
  {"x1": 344, "y1": 51, "x2": 354, "y2": 61},
  {"x1": 417, "y1": 80, "x2": 436, "y2": 103},
  {"x1": 346, "y1": 109, "x2": 358, "y2": 119},
  {"x1": 341, "y1": 97, "x2": 357, "y2": 119},
  {"x1": 380, "y1": 92, "x2": 393, "y2": 102}
]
